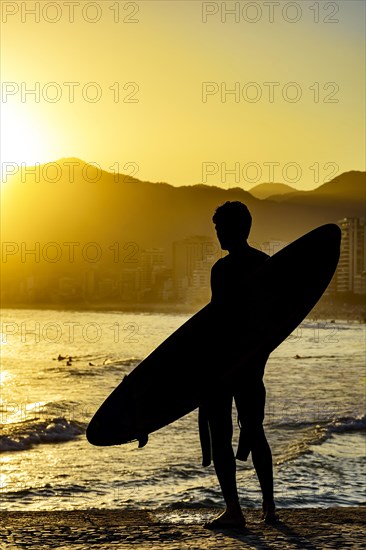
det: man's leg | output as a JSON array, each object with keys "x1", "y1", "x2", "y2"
[
  {"x1": 235, "y1": 377, "x2": 278, "y2": 523},
  {"x1": 204, "y1": 391, "x2": 246, "y2": 528},
  {"x1": 250, "y1": 426, "x2": 277, "y2": 522}
]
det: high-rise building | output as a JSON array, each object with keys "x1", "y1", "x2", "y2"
[
  {"x1": 120, "y1": 267, "x2": 142, "y2": 301},
  {"x1": 140, "y1": 248, "x2": 166, "y2": 292},
  {"x1": 173, "y1": 236, "x2": 219, "y2": 301},
  {"x1": 337, "y1": 218, "x2": 366, "y2": 294}
]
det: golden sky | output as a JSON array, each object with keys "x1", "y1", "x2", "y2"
[{"x1": 1, "y1": 0, "x2": 365, "y2": 189}]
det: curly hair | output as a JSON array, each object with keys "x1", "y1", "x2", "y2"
[{"x1": 212, "y1": 201, "x2": 252, "y2": 240}]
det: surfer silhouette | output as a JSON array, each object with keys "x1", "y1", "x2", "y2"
[{"x1": 200, "y1": 201, "x2": 277, "y2": 529}]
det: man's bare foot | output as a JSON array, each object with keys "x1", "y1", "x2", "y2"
[
  {"x1": 204, "y1": 508, "x2": 246, "y2": 529},
  {"x1": 262, "y1": 500, "x2": 279, "y2": 524}
]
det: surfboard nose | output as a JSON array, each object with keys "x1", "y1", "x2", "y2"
[
  {"x1": 86, "y1": 400, "x2": 137, "y2": 446},
  {"x1": 86, "y1": 411, "x2": 127, "y2": 446},
  {"x1": 86, "y1": 418, "x2": 112, "y2": 446},
  {"x1": 326, "y1": 223, "x2": 342, "y2": 243}
]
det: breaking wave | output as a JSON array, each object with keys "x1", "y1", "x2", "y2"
[
  {"x1": 0, "y1": 417, "x2": 86, "y2": 452},
  {"x1": 273, "y1": 413, "x2": 366, "y2": 465}
]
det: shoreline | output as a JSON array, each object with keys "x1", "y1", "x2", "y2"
[
  {"x1": 1, "y1": 300, "x2": 365, "y2": 322},
  {"x1": 0, "y1": 507, "x2": 364, "y2": 549}
]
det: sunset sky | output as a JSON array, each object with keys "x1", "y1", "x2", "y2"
[{"x1": 1, "y1": 0, "x2": 365, "y2": 189}]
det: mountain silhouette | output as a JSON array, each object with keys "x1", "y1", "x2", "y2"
[
  {"x1": 267, "y1": 171, "x2": 365, "y2": 206},
  {"x1": 248, "y1": 182, "x2": 297, "y2": 200},
  {"x1": 1, "y1": 160, "x2": 364, "y2": 274}
]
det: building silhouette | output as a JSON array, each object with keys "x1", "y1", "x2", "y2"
[
  {"x1": 173, "y1": 236, "x2": 219, "y2": 302},
  {"x1": 337, "y1": 218, "x2": 366, "y2": 294},
  {"x1": 140, "y1": 248, "x2": 166, "y2": 293}
]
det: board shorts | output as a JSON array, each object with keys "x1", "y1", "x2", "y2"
[{"x1": 198, "y1": 356, "x2": 268, "y2": 467}]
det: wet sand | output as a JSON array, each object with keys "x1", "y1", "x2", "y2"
[{"x1": 0, "y1": 507, "x2": 364, "y2": 549}]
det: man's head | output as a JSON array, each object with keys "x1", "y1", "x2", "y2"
[{"x1": 212, "y1": 201, "x2": 252, "y2": 251}]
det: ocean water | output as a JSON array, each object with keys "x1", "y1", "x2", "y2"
[{"x1": 0, "y1": 308, "x2": 365, "y2": 511}]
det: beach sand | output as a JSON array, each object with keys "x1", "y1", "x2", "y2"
[{"x1": 0, "y1": 507, "x2": 364, "y2": 549}]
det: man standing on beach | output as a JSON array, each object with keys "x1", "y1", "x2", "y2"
[{"x1": 199, "y1": 201, "x2": 277, "y2": 529}]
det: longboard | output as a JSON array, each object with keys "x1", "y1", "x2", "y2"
[{"x1": 86, "y1": 224, "x2": 341, "y2": 447}]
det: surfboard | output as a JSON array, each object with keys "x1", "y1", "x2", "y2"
[{"x1": 86, "y1": 223, "x2": 341, "y2": 447}]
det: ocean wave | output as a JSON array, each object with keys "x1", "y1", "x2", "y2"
[
  {"x1": 1, "y1": 482, "x2": 92, "y2": 501},
  {"x1": 326, "y1": 414, "x2": 366, "y2": 434},
  {"x1": 150, "y1": 465, "x2": 207, "y2": 483},
  {"x1": 274, "y1": 413, "x2": 366, "y2": 465},
  {"x1": 0, "y1": 417, "x2": 86, "y2": 453},
  {"x1": 267, "y1": 415, "x2": 366, "y2": 435}
]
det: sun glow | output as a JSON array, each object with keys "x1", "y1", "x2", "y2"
[{"x1": 0, "y1": 104, "x2": 51, "y2": 178}]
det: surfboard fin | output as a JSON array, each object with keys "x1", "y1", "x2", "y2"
[{"x1": 137, "y1": 433, "x2": 148, "y2": 448}]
